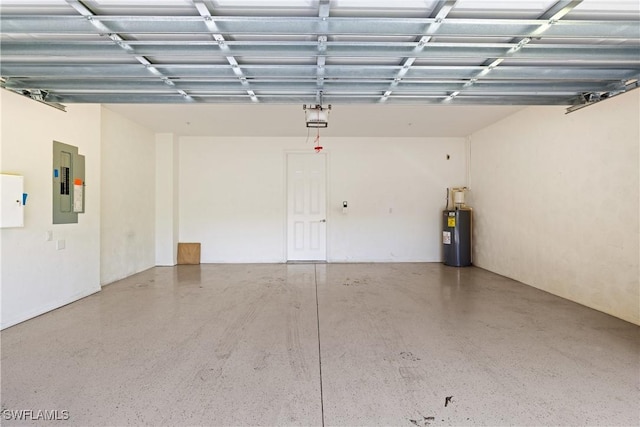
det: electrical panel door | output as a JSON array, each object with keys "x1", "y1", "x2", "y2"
[
  {"x1": 53, "y1": 141, "x2": 85, "y2": 224},
  {"x1": 73, "y1": 154, "x2": 85, "y2": 213}
]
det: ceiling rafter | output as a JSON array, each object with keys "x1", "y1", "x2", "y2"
[
  {"x1": 2, "y1": 41, "x2": 638, "y2": 64},
  {"x1": 380, "y1": 0, "x2": 458, "y2": 103},
  {"x1": 63, "y1": 0, "x2": 192, "y2": 101},
  {"x1": 444, "y1": 0, "x2": 584, "y2": 102},
  {"x1": 2, "y1": 16, "x2": 637, "y2": 39},
  {"x1": 192, "y1": 0, "x2": 257, "y2": 103},
  {"x1": 2, "y1": 64, "x2": 636, "y2": 83},
  {"x1": 316, "y1": 0, "x2": 330, "y2": 105},
  {"x1": 2, "y1": 79, "x2": 623, "y2": 95}
]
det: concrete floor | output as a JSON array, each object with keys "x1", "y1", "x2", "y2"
[{"x1": 1, "y1": 263, "x2": 638, "y2": 426}]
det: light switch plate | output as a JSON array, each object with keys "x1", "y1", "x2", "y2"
[{"x1": 56, "y1": 239, "x2": 65, "y2": 250}]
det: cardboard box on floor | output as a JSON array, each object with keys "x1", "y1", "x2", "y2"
[{"x1": 177, "y1": 243, "x2": 201, "y2": 265}]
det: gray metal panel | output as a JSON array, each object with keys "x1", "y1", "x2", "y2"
[
  {"x1": 53, "y1": 141, "x2": 78, "y2": 224},
  {"x1": 2, "y1": 16, "x2": 637, "y2": 39},
  {"x1": 2, "y1": 41, "x2": 639, "y2": 63}
]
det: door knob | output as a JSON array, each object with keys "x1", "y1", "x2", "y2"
[{"x1": 320, "y1": 219, "x2": 326, "y2": 223}]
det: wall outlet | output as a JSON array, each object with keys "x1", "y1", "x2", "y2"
[{"x1": 56, "y1": 239, "x2": 65, "y2": 250}]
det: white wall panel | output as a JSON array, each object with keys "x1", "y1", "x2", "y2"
[
  {"x1": 100, "y1": 107, "x2": 156, "y2": 285},
  {"x1": 155, "y1": 133, "x2": 179, "y2": 266},
  {"x1": 179, "y1": 137, "x2": 466, "y2": 263},
  {"x1": 0, "y1": 90, "x2": 101, "y2": 329},
  {"x1": 469, "y1": 90, "x2": 640, "y2": 325}
]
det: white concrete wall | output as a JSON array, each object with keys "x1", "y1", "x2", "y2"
[
  {"x1": 179, "y1": 136, "x2": 466, "y2": 263},
  {"x1": 469, "y1": 90, "x2": 640, "y2": 325},
  {"x1": 0, "y1": 90, "x2": 102, "y2": 329},
  {"x1": 100, "y1": 107, "x2": 156, "y2": 285},
  {"x1": 155, "y1": 133, "x2": 179, "y2": 266}
]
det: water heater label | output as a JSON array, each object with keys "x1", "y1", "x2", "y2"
[
  {"x1": 447, "y1": 217, "x2": 456, "y2": 227},
  {"x1": 443, "y1": 231, "x2": 451, "y2": 244}
]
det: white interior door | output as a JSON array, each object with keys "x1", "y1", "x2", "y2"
[{"x1": 287, "y1": 153, "x2": 327, "y2": 261}]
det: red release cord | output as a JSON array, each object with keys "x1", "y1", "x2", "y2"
[{"x1": 313, "y1": 126, "x2": 323, "y2": 152}]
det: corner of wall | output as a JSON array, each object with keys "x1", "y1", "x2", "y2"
[
  {"x1": 100, "y1": 108, "x2": 156, "y2": 285},
  {"x1": 155, "y1": 133, "x2": 179, "y2": 266}
]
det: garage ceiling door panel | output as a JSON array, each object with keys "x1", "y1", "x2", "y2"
[{"x1": 1, "y1": 0, "x2": 638, "y2": 107}]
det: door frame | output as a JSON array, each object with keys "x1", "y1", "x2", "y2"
[{"x1": 283, "y1": 150, "x2": 330, "y2": 262}]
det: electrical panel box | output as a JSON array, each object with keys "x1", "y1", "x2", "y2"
[
  {"x1": 0, "y1": 174, "x2": 25, "y2": 228},
  {"x1": 53, "y1": 141, "x2": 85, "y2": 224}
]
